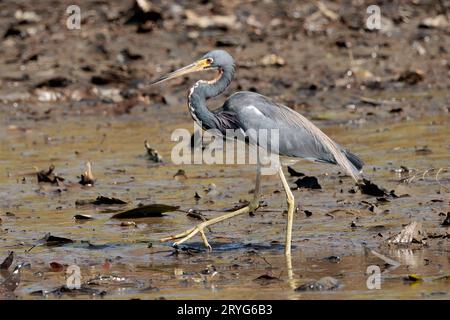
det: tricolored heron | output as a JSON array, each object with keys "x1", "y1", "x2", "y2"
[{"x1": 151, "y1": 50, "x2": 363, "y2": 256}]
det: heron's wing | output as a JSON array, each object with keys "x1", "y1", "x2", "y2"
[{"x1": 220, "y1": 92, "x2": 363, "y2": 180}]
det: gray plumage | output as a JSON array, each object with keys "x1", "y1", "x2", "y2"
[
  {"x1": 152, "y1": 49, "x2": 365, "y2": 253},
  {"x1": 186, "y1": 50, "x2": 363, "y2": 180}
]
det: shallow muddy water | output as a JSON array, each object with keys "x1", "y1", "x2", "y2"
[{"x1": 0, "y1": 104, "x2": 448, "y2": 299}]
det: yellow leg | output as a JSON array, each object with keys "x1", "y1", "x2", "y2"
[
  {"x1": 161, "y1": 164, "x2": 264, "y2": 250},
  {"x1": 161, "y1": 205, "x2": 250, "y2": 249},
  {"x1": 278, "y1": 166, "x2": 295, "y2": 256},
  {"x1": 285, "y1": 253, "x2": 297, "y2": 289}
]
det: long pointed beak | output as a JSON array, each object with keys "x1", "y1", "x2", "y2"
[{"x1": 148, "y1": 58, "x2": 211, "y2": 86}]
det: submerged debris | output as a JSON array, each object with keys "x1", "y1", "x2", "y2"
[
  {"x1": 0, "y1": 252, "x2": 14, "y2": 270},
  {"x1": 324, "y1": 256, "x2": 341, "y2": 263},
  {"x1": 366, "y1": 248, "x2": 401, "y2": 268},
  {"x1": 49, "y1": 262, "x2": 64, "y2": 272},
  {"x1": 392, "y1": 166, "x2": 413, "y2": 175},
  {"x1": 397, "y1": 70, "x2": 424, "y2": 85},
  {"x1": 73, "y1": 214, "x2": 94, "y2": 221},
  {"x1": 303, "y1": 209, "x2": 313, "y2": 217},
  {"x1": 79, "y1": 161, "x2": 95, "y2": 186},
  {"x1": 387, "y1": 221, "x2": 426, "y2": 245},
  {"x1": 43, "y1": 233, "x2": 74, "y2": 246},
  {"x1": 1, "y1": 263, "x2": 29, "y2": 293},
  {"x1": 415, "y1": 146, "x2": 432, "y2": 155},
  {"x1": 186, "y1": 209, "x2": 208, "y2": 221},
  {"x1": 253, "y1": 274, "x2": 282, "y2": 285},
  {"x1": 120, "y1": 221, "x2": 137, "y2": 227},
  {"x1": 117, "y1": 48, "x2": 143, "y2": 64},
  {"x1": 111, "y1": 204, "x2": 179, "y2": 219},
  {"x1": 36, "y1": 165, "x2": 65, "y2": 184},
  {"x1": 295, "y1": 276, "x2": 341, "y2": 291},
  {"x1": 75, "y1": 196, "x2": 127, "y2": 206},
  {"x1": 294, "y1": 176, "x2": 322, "y2": 189},
  {"x1": 205, "y1": 183, "x2": 219, "y2": 197},
  {"x1": 287, "y1": 166, "x2": 305, "y2": 177},
  {"x1": 404, "y1": 274, "x2": 423, "y2": 283},
  {"x1": 356, "y1": 179, "x2": 388, "y2": 197},
  {"x1": 35, "y1": 76, "x2": 72, "y2": 88},
  {"x1": 31, "y1": 285, "x2": 106, "y2": 297},
  {"x1": 441, "y1": 212, "x2": 450, "y2": 227},
  {"x1": 145, "y1": 140, "x2": 164, "y2": 163}
]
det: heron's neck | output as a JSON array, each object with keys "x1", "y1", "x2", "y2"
[{"x1": 187, "y1": 67, "x2": 234, "y2": 129}]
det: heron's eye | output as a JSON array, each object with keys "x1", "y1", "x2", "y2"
[{"x1": 206, "y1": 58, "x2": 213, "y2": 64}]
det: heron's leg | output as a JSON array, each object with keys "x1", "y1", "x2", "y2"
[
  {"x1": 161, "y1": 165, "x2": 262, "y2": 250},
  {"x1": 285, "y1": 254, "x2": 296, "y2": 290},
  {"x1": 278, "y1": 166, "x2": 295, "y2": 256},
  {"x1": 249, "y1": 161, "x2": 262, "y2": 212}
]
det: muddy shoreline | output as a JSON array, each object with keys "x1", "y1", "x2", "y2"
[{"x1": 1, "y1": 0, "x2": 449, "y2": 299}]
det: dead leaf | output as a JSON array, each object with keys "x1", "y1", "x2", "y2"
[
  {"x1": 173, "y1": 169, "x2": 187, "y2": 181},
  {"x1": 0, "y1": 252, "x2": 14, "y2": 270},
  {"x1": 75, "y1": 196, "x2": 127, "y2": 206},
  {"x1": 397, "y1": 70, "x2": 424, "y2": 85},
  {"x1": 187, "y1": 209, "x2": 208, "y2": 221},
  {"x1": 145, "y1": 140, "x2": 163, "y2": 163},
  {"x1": 79, "y1": 161, "x2": 95, "y2": 186},
  {"x1": 358, "y1": 179, "x2": 388, "y2": 197},
  {"x1": 254, "y1": 274, "x2": 282, "y2": 285},
  {"x1": 43, "y1": 233, "x2": 74, "y2": 246},
  {"x1": 415, "y1": 145, "x2": 432, "y2": 155},
  {"x1": 404, "y1": 274, "x2": 423, "y2": 283},
  {"x1": 287, "y1": 166, "x2": 305, "y2": 177},
  {"x1": 111, "y1": 204, "x2": 179, "y2": 219},
  {"x1": 49, "y1": 262, "x2": 64, "y2": 272},
  {"x1": 120, "y1": 221, "x2": 136, "y2": 227},
  {"x1": 36, "y1": 165, "x2": 65, "y2": 184},
  {"x1": 294, "y1": 176, "x2": 322, "y2": 189},
  {"x1": 388, "y1": 221, "x2": 426, "y2": 245},
  {"x1": 441, "y1": 212, "x2": 450, "y2": 226},
  {"x1": 35, "y1": 76, "x2": 72, "y2": 88},
  {"x1": 31, "y1": 285, "x2": 106, "y2": 297},
  {"x1": 74, "y1": 214, "x2": 94, "y2": 221}
]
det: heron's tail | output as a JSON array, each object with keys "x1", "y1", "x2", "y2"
[
  {"x1": 343, "y1": 149, "x2": 364, "y2": 172},
  {"x1": 282, "y1": 107, "x2": 364, "y2": 181},
  {"x1": 343, "y1": 149, "x2": 364, "y2": 179},
  {"x1": 311, "y1": 130, "x2": 363, "y2": 182}
]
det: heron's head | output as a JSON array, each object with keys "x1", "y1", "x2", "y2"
[{"x1": 149, "y1": 50, "x2": 234, "y2": 86}]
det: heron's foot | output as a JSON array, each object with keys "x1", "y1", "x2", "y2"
[
  {"x1": 248, "y1": 199, "x2": 260, "y2": 214},
  {"x1": 160, "y1": 205, "x2": 251, "y2": 251},
  {"x1": 161, "y1": 222, "x2": 212, "y2": 251}
]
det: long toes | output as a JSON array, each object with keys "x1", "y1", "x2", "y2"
[
  {"x1": 161, "y1": 228, "x2": 196, "y2": 242},
  {"x1": 200, "y1": 230, "x2": 212, "y2": 251}
]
